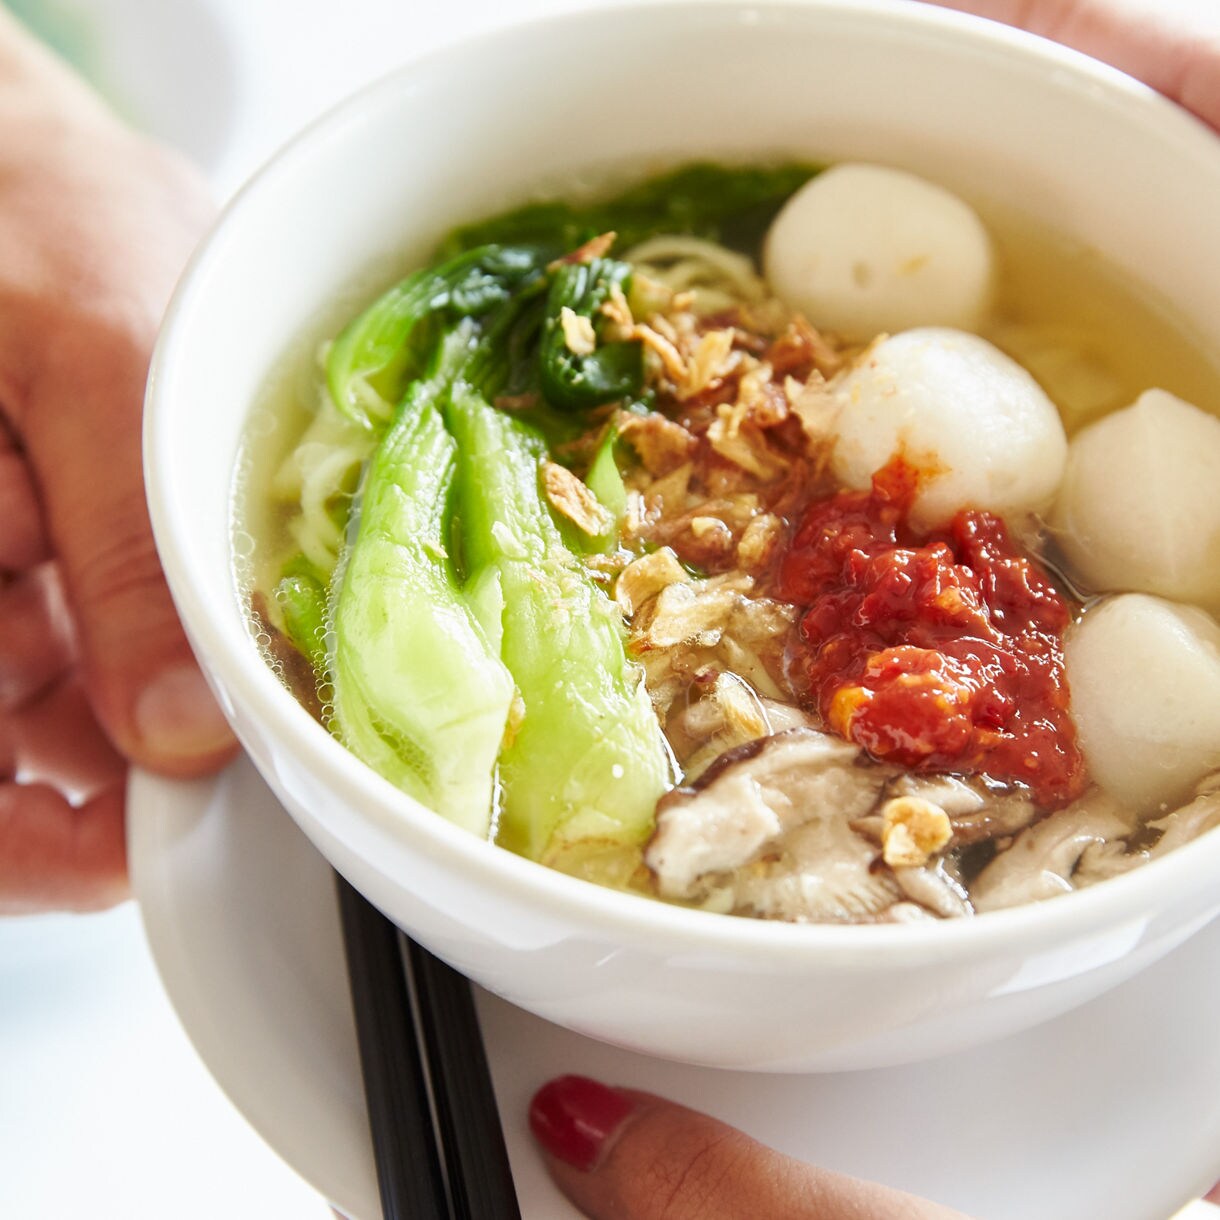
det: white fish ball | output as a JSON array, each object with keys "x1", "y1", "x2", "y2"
[
  {"x1": 763, "y1": 163, "x2": 995, "y2": 341},
  {"x1": 830, "y1": 328, "x2": 1068, "y2": 530},
  {"x1": 1051, "y1": 388, "x2": 1220, "y2": 608},
  {"x1": 1066, "y1": 593, "x2": 1220, "y2": 815}
]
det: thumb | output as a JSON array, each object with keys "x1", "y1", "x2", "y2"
[
  {"x1": 529, "y1": 1075, "x2": 972, "y2": 1220},
  {"x1": 24, "y1": 309, "x2": 236, "y2": 777}
]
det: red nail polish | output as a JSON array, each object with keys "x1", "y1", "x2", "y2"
[{"x1": 529, "y1": 1074, "x2": 636, "y2": 1171}]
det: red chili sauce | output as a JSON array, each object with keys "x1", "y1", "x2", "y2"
[{"x1": 776, "y1": 459, "x2": 1086, "y2": 808}]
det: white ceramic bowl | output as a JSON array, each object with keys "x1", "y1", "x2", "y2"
[{"x1": 145, "y1": 0, "x2": 1220, "y2": 1071}]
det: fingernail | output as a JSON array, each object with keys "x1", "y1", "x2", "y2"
[
  {"x1": 135, "y1": 663, "x2": 234, "y2": 762},
  {"x1": 529, "y1": 1075, "x2": 637, "y2": 1172}
]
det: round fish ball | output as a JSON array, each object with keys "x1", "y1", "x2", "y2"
[
  {"x1": 830, "y1": 328, "x2": 1068, "y2": 530},
  {"x1": 763, "y1": 163, "x2": 995, "y2": 341},
  {"x1": 1051, "y1": 388, "x2": 1220, "y2": 608},
  {"x1": 1066, "y1": 593, "x2": 1220, "y2": 815}
]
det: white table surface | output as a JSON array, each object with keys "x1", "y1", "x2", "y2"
[{"x1": 2, "y1": 1, "x2": 1218, "y2": 1217}]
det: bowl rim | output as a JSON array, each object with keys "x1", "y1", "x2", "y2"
[{"x1": 146, "y1": 0, "x2": 1220, "y2": 963}]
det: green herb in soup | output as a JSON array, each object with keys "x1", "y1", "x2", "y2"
[
  {"x1": 241, "y1": 160, "x2": 1220, "y2": 920},
  {"x1": 438, "y1": 161, "x2": 819, "y2": 262}
]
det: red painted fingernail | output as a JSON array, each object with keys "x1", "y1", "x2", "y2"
[{"x1": 528, "y1": 1074, "x2": 637, "y2": 1171}]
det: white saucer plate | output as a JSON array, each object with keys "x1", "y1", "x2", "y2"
[{"x1": 130, "y1": 756, "x2": 1220, "y2": 1220}]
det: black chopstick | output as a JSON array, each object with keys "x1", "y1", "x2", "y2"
[
  {"x1": 336, "y1": 875, "x2": 449, "y2": 1218},
  {"x1": 402, "y1": 937, "x2": 521, "y2": 1219},
  {"x1": 335, "y1": 873, "x2": 521, "y2": 1220}
]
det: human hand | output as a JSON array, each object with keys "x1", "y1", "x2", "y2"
[
  {"x1": 0, "y1": 10, "x2": 235, "y2": 914},
  {"x1": 529, "y1": 1074, "x2": 972, "y2": 1219},
  {"x1": 915, "y1": 0, "x2": 1220, "y2": 131}
]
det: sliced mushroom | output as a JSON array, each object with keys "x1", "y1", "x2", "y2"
[
  {"x1": 1148, "y1": 770, "x2": 1220, "y2": 858},
  {"x1": 1072, "y1": 838, "x2": 1147, "y2": 889},
  {"x1": 729, "y1": 815, "x2": 902, "y2": 923},
  {"x1": 645, "y1": 728, "x2": 898, "y2": 920},
  {"x1": 879, "y1": 901, "x2": 941, "y2": 924},
  {"x1": 891, "y1": 863, "x2": 973, "y2": 919},
  {"x1": 884, "y1": 772, "x2": 1040, "y2": 846},
  {"x1": 970, "y1": 788, "x2": 1138, "y2": 913},
  {"x1": 885, "y1": 773, "x2": 986, "y2": 817}
]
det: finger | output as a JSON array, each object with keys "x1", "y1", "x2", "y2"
[
  {"x1": 0, "y1": 778, "x2": 126, "y2": 913},
  {"x1": 529, "y1": 1076, "x2": 971, "y2": 1220},
  {"x1": 0, "y1": 119, "x2": 234, "y2": 777},
  {"x1": 0, "y1": 564, "x2": 74, "y2": 710},
  {"x1": 22, "y1": 294, "x2": 236, "y2": 778},
  {"x1": 916, "y1": 0, "x2": 1220, "y2": 132},
  {"x1": 0, "y1": 431, "x2": 49, "y2": 570},
  {"x1": 1207, "y1": 1181, "x2": 1220, "y2": 1205},
  {"x1": 0, "y1": 447, "x2": 49, "y2": 571},
  {"x1": 8, "y1": 675, "x2": 125, "y2": 803}
]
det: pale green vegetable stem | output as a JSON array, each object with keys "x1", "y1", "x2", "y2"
[
  {"x1": 328, "y1": 370, "x2": 514, "y2": 836},
  {"x1": 445, "y1": 383, "x2": 672, "y2": 862}
]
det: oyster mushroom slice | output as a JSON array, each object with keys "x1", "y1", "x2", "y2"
[
  {"x1": 728, "y1": 815, "x2": 903, "y2": 923},
  {"x1": 1147, "y1": 771, "x2": 1220, "y2": 859},
  {"x1": 884, "y1": 773, "x2": 1040, "y2": 846},
  {"x1": 644, "y1": 728, "x2": 894, "y2": 912},
  {"x1": 886, "y1": 773, "x2": 987, "y2": 817},
  {"x1": 970, "y1": 788, "x2": 1138, "y2": 913},
  {"x1": 892, "y1": 863, "x2": 973, "y2": 919}
]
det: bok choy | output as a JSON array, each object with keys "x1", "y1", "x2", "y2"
[{"x1": 323, "y1": 240, "x2": 669, "y2": 859}]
